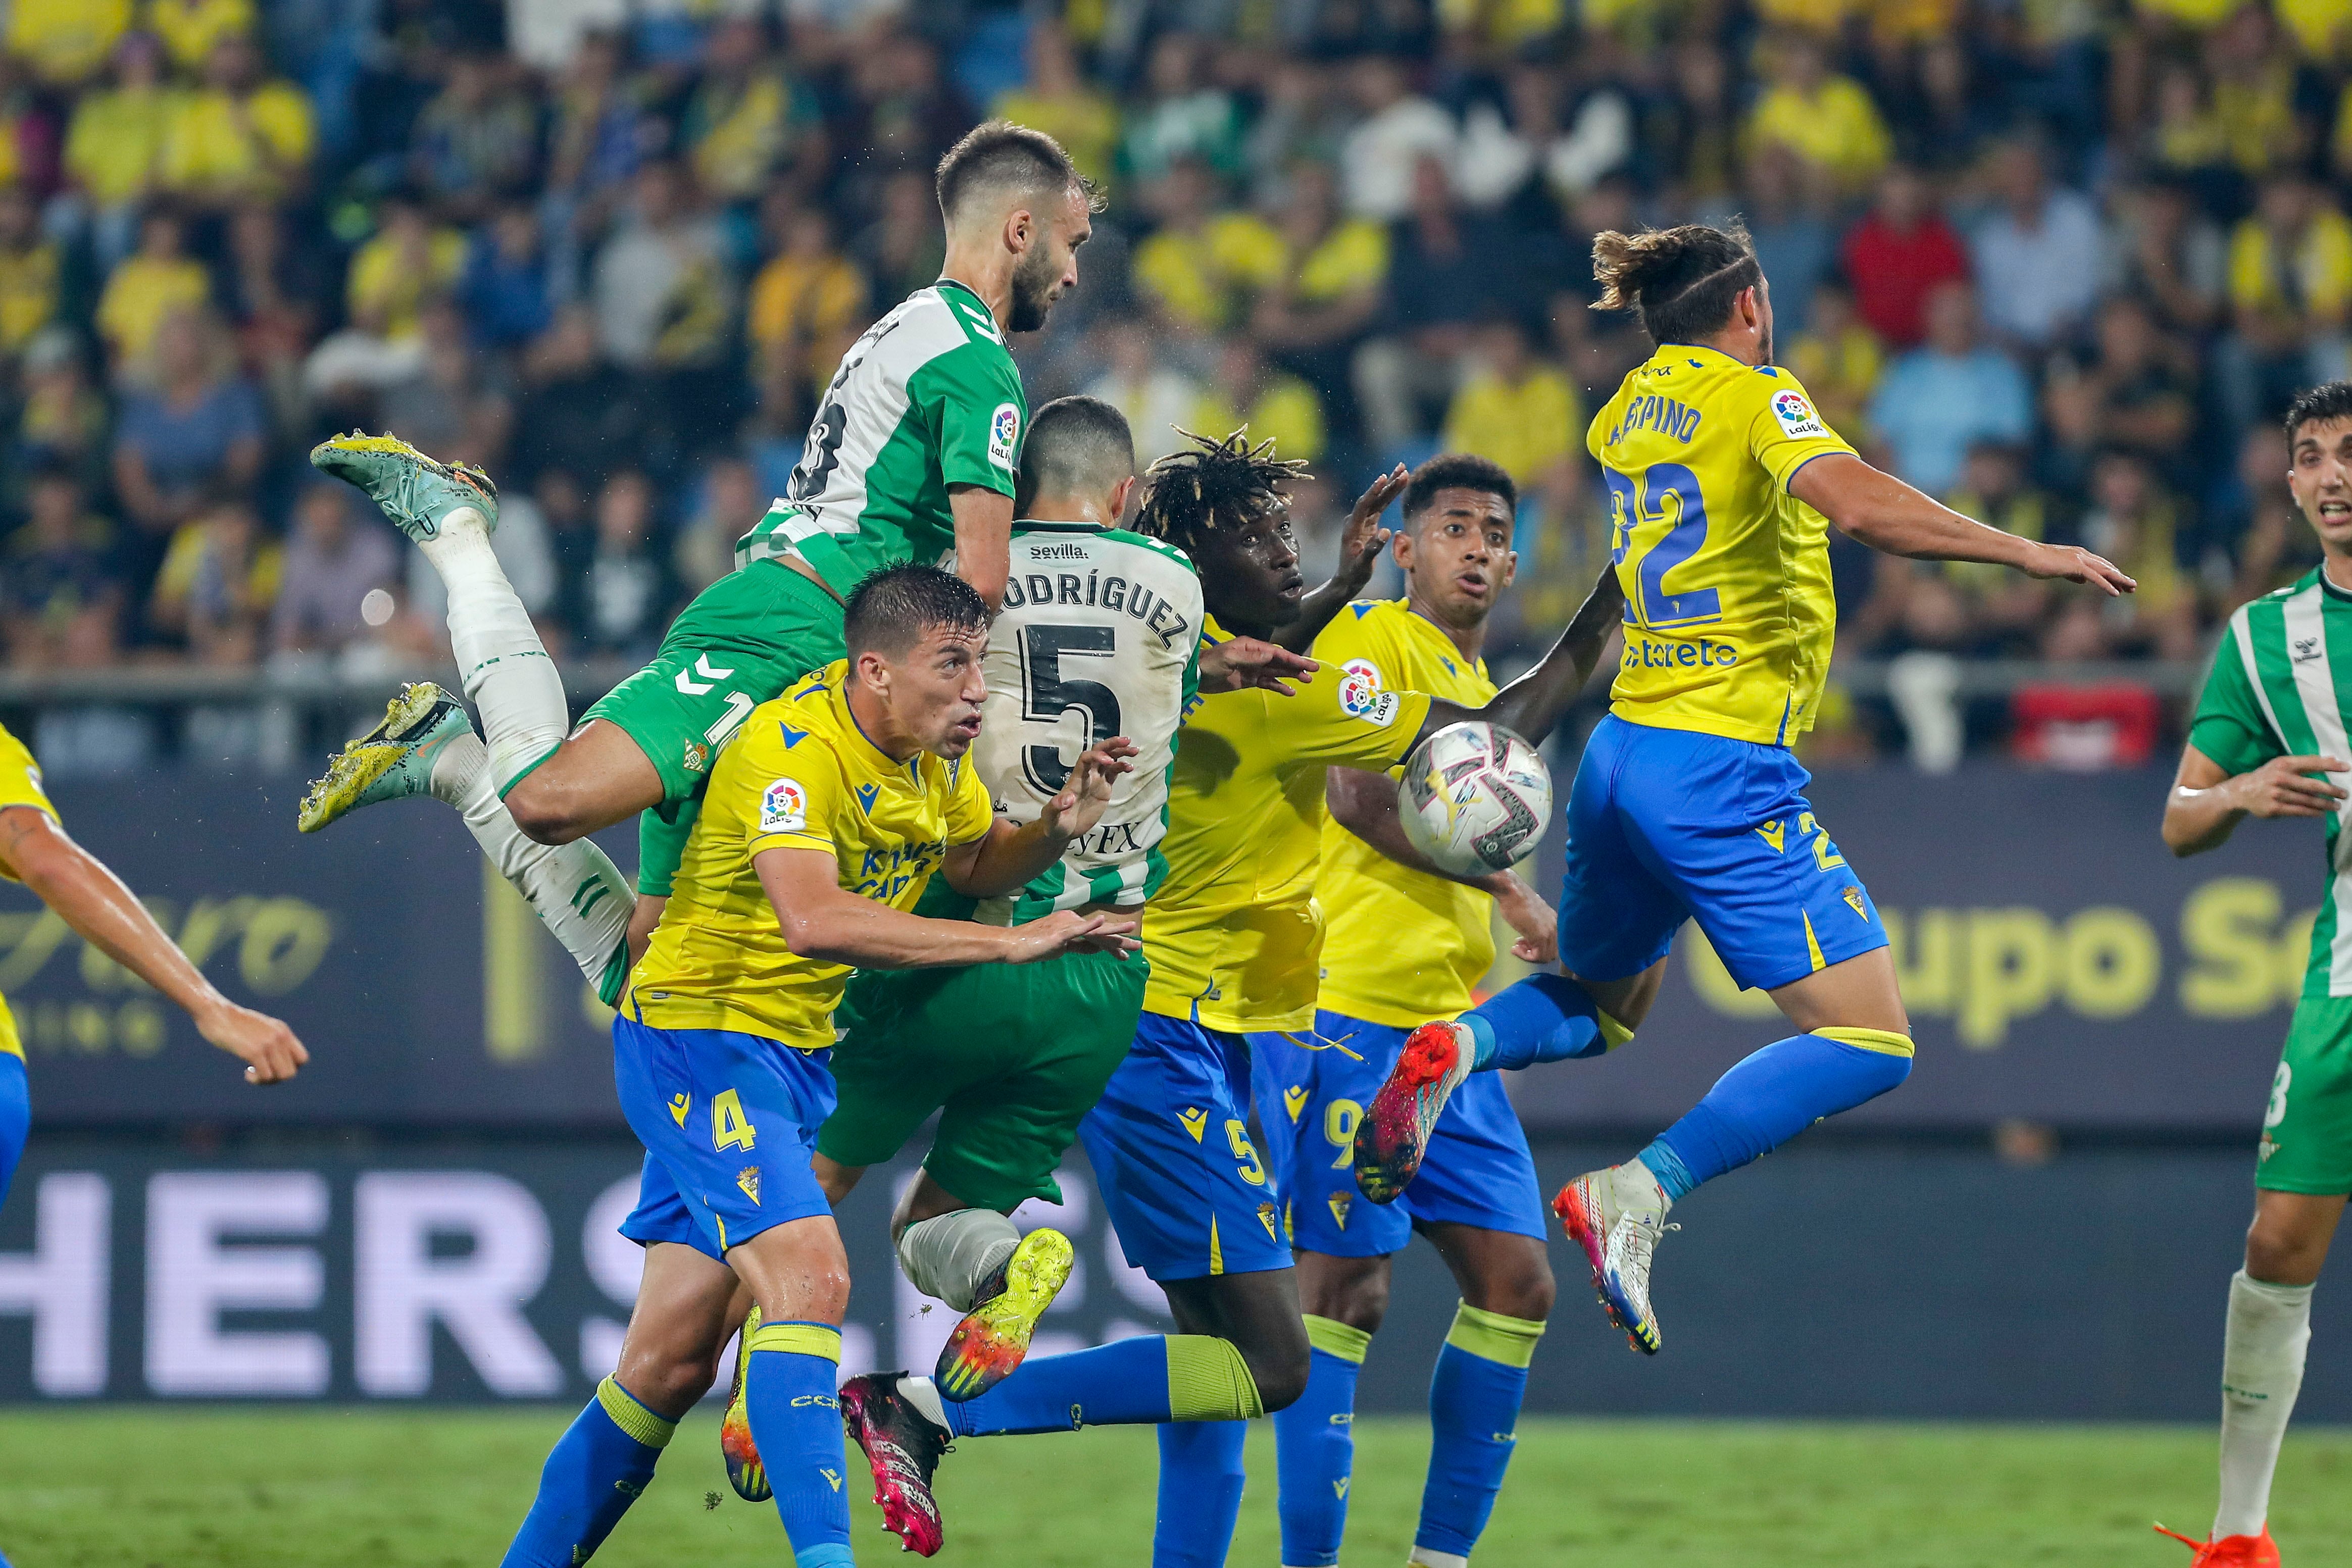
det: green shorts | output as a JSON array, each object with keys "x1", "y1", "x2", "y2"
[
  {"x1": 820, "y1": 919, "x2": 1148, "y2": 1214},
  {"x1": 2258, "y1": 994, "x2": 2352, "y2": 1194},
  {"x1": 577, "y1": 560, "x2": 845, "y2": 898}
]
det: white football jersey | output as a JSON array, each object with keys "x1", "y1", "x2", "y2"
[{"x1": 973, "y1": 520, "x2": 1203, "y2": 922}]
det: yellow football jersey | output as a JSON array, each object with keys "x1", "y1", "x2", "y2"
[
  {"x1": 1590, "y1": 343, "x2": 1857, "y2": 746},
  {"x1": 1141, "y1": 616, "x2": 1433, "y2": 1033},
  {"x1": 629, "y1": 663, "x2": 994, "y2": 1047},
  {"x1": 1312, "y1": 601, "x2": 1497, "y2": 1030},
  {"x1": 0, "y1": 723, "x2": 56, "y2": 1060}
]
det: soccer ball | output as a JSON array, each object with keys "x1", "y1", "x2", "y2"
[{"x1": 1397, "y1": 722, "x2": 1554, "y2": 876}]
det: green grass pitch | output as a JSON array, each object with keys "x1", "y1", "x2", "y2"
[{"x1": 2, "y1": 1409, "x2": 2349, "y2": 1565}]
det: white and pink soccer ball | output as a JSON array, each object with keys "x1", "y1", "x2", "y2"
[{"x1": 1397, "y1": 722, "x2": 1555, "y2": 877}]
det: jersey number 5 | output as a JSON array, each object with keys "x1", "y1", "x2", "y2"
[
  {"x1": 1606, "y1": 463, "x2": 1721, "y2": 630},
  {"x1": 1019, "y1": 624, "x2": 1123, "y2": 794}
]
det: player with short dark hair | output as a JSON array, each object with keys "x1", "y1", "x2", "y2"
[
  {"x1": 837, "y1": 430, "x2": 1627, "y2": 1564},
  {"x1": 1354, "y1": 219, "x2": 2135, "y2": 1359},
  {"x1": 1251, "y1": 452, "x2": 1562, "y2": 1568},
  {"x1": 295, "y1": 118, "x2": 1097, "y2": 1020},
  {"x1": 2156, "y1": 381, "x2": 2352, "y2": 1568},
  {"x1": 494, "y1": 563, "x2": 1140, "y2": 1568}
]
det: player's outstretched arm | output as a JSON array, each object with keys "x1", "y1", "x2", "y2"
[
  {"x1": 1790, "y1": 451, "x2": 2135, "y2": 594},
  {"x1": 1415, "y1": 563, "x2": 1626, "y2": 749},
  {"x1": 1270, "y1": 465, "x2": 1410, "y2": 653},
  {"x1": 948, "y1": 484, "x2": 1015, "y2": 610},
  {"x1": 1324, "y1": 768, "x2": 1558, "y2": 962},
  {"x1": 1196, "y1": 636, "x2": 1320, "y2": 696},
  {"x1": 944, "y1": 739, "x2": 1138, "y2": 898},
  {"x1": 0, "y1": 806, "x2": 309, "y2": 1084},
  {"x1": 756, "y1": 843, "x2": 1140, "y2": 969},
  {"x1": 2162, "y1": 744, "x2": 2348, "y2": 857}
]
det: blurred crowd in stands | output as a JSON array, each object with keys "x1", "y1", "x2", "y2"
[{"x1": 0, "y1": 0, "x2": 2349, "y2": 765}]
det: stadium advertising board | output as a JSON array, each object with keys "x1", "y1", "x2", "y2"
[
  {"x1": 1504, "y1": 763, "x2": 2314, "y2": 1131},
  {"x1": 0, "y1": 764, "x2": 2318, "y2": 1131}
]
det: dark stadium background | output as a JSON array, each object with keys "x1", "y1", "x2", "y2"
[{"x1": 0, "y1": 0, "x2": 2348, "y2": 1432}]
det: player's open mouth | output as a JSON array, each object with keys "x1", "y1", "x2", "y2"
[
  {"x1": 1456, "y1": 573, "x2": 1488, "y2": 595},
  {"x1": 2322, "y1": 500, "x2": 2351, "y2": 519}
]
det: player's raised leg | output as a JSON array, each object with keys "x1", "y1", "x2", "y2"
[{"x1": 303, "y1": 436, "x2": 639, "y2": 990}]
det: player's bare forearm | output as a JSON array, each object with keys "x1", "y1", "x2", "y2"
[
  {"x1": 944, "y1": 817, "x2": 1080, "y2": 900},
  {"x1": 2162, "y1": 745, "x2": 2348, "y2": 857},
  {"x1": 1433, "y1": 564, "x2": 1625, "y2": 745},
  {"x1": 1325, "y1": 767, "x2": 1495, "y2": 889},
  {"x1": 5, "y1": 817, "x2": 216, "y2": 1015},
  {"x1": 948, "y1": 484, "x2": 1014, "y2": 611},
  {"x1": 1275, "y1": 577, "x2": 1364, "y2": 654},
  {"x1": 1791, "y1": 452, "x2": 2134, "y2": 593},
  {"x1": 0, "y1": 807, "x2": 307, "y2": 1081},
  {"x1": 756, "y1": 848, "x2": 1025, "y2": 968}
]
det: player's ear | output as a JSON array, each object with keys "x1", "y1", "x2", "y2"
[
  {"x1": 1110, "y1": 474, "x2": 1137, "y2": 522},
  {"x1": 1391, "y1": 526, "x2": 1414, "y2": 569},
  {"x1": 1005, "y1": 204, "x2": 1033, "y2": 256},
  {"x1": 1498, "y1": 547, "x2": 1519, "y2": 589}
]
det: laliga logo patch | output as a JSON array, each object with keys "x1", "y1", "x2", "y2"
[
  {"x1": 1338, "y1": 659, "x2": 1389, "y2": 720},
  {"x1": 988, "y1": 402, "x2": 1022, "y2": 469},
  {"x1": 1771, "y1": 389, "x2": 1827, "y2": 439},
  {"x1": 760, "y1": 778, "x2": 808, "y2": 833}
]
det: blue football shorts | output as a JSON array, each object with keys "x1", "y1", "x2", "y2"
[
  {"x1": 1078, "y1": 1010, "x2": 1291, "y2": 1283},
  {"x1": 0, "y1": 1052, "x2": 25, "y2": 1209},
  {"x1": 1253, "y1": 1011, "x2": 1547, "y2": 1256},
  {"x1": 1556, "y1": 713, "x2": 1888, "y2": 991},
  {"x1": 612, "y1": 1011, "x2": 837, "y2": 1261}
]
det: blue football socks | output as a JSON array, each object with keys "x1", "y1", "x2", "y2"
[
  {"x1": 741, "y1": 1321, "x2": 855, "y2": 1568},
  {"x1": 1460, "y1": 974, "x2": 1610, "y2": 1072},
  {"x1": 499, "y1": 1376, "x2": 674, "y2": 1567},
  {"x1": 946, "y1": 1334, "x2": 1175, "y2": 1436},
  {"x1": 1156, "y1": 1418, "x2": 1248, "y2": 1567},
  {"x1": 1272, "y1": 1316, "x2": 1371, "y2": 1567},
  {"x1": 1418, "y1": 1304, "x2": 1544, "y2": 1561},
  {"x1": 1640, "y1": 1029, "x2": 1913, "y2": 1197}
]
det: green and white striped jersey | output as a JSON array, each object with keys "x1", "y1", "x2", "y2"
[
  {"x1": 2193, "y1": 568, "x2": 2352, "y2": 996},
  {"x1": 972, "y1": 521, "x2": 1203, "y2": 926},
  {"x1": 735, "y1": 279, "x2": 1025, "y2": 596}
]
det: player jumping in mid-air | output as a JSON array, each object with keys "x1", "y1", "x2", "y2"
[
  {"x1": 836, "y1": 430, "x2": 1625, "y2": 1565},
  {"x1": 1354, "y1": 220, "x2": 2134, "y2": 1357},
  {"x1": 1252, "y1": 454, "x2": 1562, "y2": 1568},
  {"x1": 296, "y1": 121, "x2": 1099, "y2": 1004},
  {"x1": 0, "y1": 723, "x2": 309, "y2": 1218},
  {"x1": 711, "y1": 397, "x2": 1341, "y2": 1519},
  {"x1": 494, "y1": 565, "x2": 1139, "y2": 1568},
  {"x1": 2155, "y1": 381, "x2": 2352, "y2": 1568}
]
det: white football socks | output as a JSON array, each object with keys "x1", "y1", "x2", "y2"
[
  {"x1": 422, "y1": 508, "x2": 569, "y2": 790},
  {"x1": 2215, "y1": 1269, "x2": 2314, "y2": 1540},
  {"x1": 430, "y1": 730, "x2": 631, "y2": 985},
  {"x1": 896, "y1": 1209, "x2": 1022, "y2": 1313}
]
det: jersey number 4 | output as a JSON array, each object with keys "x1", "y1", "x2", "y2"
[
  {"x1": 1606, "y1": 462, "x2": 1721, "y2": 630},
  {"x1": 1018, "y1": 624, "x2": 1123, "y2": 794}
]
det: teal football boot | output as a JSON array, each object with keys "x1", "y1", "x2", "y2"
[
  {"x1": 297, "y1": 683, "x2": 473, "y2": 834},
  {"x1": 308, "y1": 431, "x2": 498, "y2": 541}
]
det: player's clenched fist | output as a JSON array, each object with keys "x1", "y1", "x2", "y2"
[
  {"x1": 2233, "y1": 754, "x2": 2351, "y2": 820},
  {"x1": 197, "y1": 998, "x2": 311, "y2": 1085},
  {"x1": 1005, "y1": 909, "x2": 1142, "y2": 963}
]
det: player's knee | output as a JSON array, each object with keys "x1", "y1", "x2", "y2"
[
  {"x1": 616, "y1": 1334, "x2": 723, "y2": 1419},
  {"x1": 1484, "y1": 1259, "x2": 1557, "y2": 1324},
  {"x1": 2245, "y1": 1212, "x2": 2331, "y2": 1284},
  {"x1": 1302, "y1": 1261, "x2": 1390, "y2": 1334},
  {"x1": 1250, "y1": 1351, "x2": 1311, "y2": 1414},
  {"x1": 504, "y1": 776, "x2": 583, "y2": 844}
]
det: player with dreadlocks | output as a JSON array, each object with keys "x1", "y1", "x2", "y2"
[{"x1": 839, "y1": 429, "x2": 1629, "y2": 1565}]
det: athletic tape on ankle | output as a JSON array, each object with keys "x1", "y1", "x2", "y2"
[
  {"x1": 1597, "y1": 1009, "x2": 1635, "y2": 1049},
  {"x1": 1445, "y1": 1302, "x2": 1545, "y2": 1369},
  {"x1": 1815, "y1": 1026, "x2": 1914, "y2": 1058},
  {"x1": 896, "y1": 1209, "x2": 1022, "y2": 1313},
  {"x1": 1166, "y1": 1335, "x2": 1267, "y2": 1422},
  {"x1": 1302, "y1": 1313, "x2": 1372, "y2": 1364},
  {"x1": 596, "y1": 1376, "x2": 678, "y2": 1448},
  {"x1": 744, "y1": 1321, "x2": 843, "y2": 1362}
]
